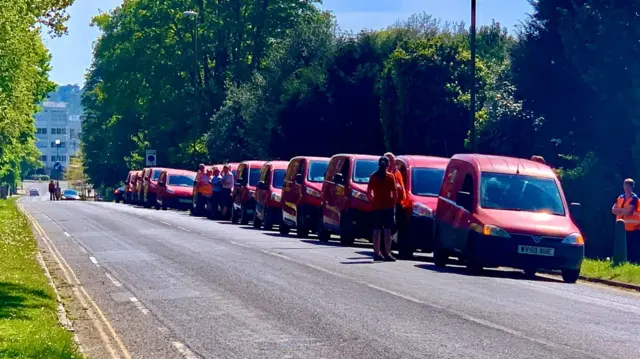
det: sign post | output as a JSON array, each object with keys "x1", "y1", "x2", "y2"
[{"x1": 146, "y1": 150, "x2": 157, "y2": 166}]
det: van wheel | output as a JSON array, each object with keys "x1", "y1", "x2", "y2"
[
  {"x1": 231, "y1": 206, "x2": 240, "y2": 224},
  {"x1": 465, "y1": 237, "x2": 483, "y2": 275},
  {"x1": 279, "y1": 223, "x2": 290, "y2": 236},
  {"x1": 561, "y1": 269, "x2": 580, "y2": 283},
  {"x1": 253, "y1": 210, "x2": 262, "y2": 229},
  {"x1": 263, "y1": 209, "x2": 274, "y2": 231},
  {"x1": 240, "y1": 206, "x2": 250, "y2": 225},
  {"x1": 339, "y1": 214, "x2": 355, "y2": 246},
  {"x1": 397, "y1": 224, "x2": 413, "y2": 260},
  {"x1": 317, "y1": 222, "x2": 330, "y2": 242}
]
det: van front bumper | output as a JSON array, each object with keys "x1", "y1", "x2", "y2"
[
  {"x1": 470, "y1": 232, "x2": 584, "y2": 271},
  {"x1": 409, "y1": 215, "x2": 435, "y2": 252}
]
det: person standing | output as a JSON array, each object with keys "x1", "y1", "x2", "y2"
[
  {"x1": 611, "y1": 178, "x2": 640, "y2": 263},
  {"x1": 366, "y1": 157, "x2": 398, "y2": 262},
  {"x1": 384, "y1": 152, "x2": 407, "y2": 235},
  {"x1": 220, "y1": 165, "x2": 235, "y2": 218},
  {"x1": 48, "y1": 180, "x2": 56, "y2": 201},
  {"x1": 210, "y1": 167, "x2": 223, "y2": 219}
]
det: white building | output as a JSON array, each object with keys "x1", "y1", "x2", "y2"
[{"x1": 34, "y1": 102, "x2": 83, "y2": 175}]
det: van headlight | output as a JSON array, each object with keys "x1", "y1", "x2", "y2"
[
  {"x1": 351, "y1": 189, "x2": 369, "y2": 202},
  {"x1": 472, "y1": 224, "x2": 511, "y2": 238},
  {"x1": 562, "y1": 232, "x2": 584, "y2": 245},
  {"x1": 271, "y1": 192, "x2": 281, "y2": 202},
  {"x1": 412, "y1": 203, "x2": 433, "y2": 218},
  {"x1": 305, "y1": 187, "x2": 321, "y2": 198}
]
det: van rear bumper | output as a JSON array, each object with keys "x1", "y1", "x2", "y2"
[{"x1": 470, "y1": 232, "x2": 584, "y2": 271}]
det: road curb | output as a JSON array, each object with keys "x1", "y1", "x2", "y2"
[{"x1": 541, "y1": 270, "x2": 640, "y2": 292}]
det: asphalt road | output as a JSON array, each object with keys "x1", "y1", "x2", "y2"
[{"x1": 19, "y1": 182, "x2": 640, "y2": 359}]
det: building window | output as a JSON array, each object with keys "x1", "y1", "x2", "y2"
[
  {"x1": 36, "y1": 142, "x2": 47, "y2": 149},
  {"x1": 51, "y1": 156, "x2": 56, "y2": 162},
  {"x1": 61, "y1": 156, "x2": 66, "y2": 162},
  {"x1": 70, "y1": 129, "x2": 76, "y2": 138},
  {"x1": 50, "y1": 128, "x2": 55, "y2": 134},
  {"x1": 41, "y1": 155, "x2": 47, "y2": 162},
  {"x1": 62, "y1": 128, "x2": 67, "y2": 135},
  {"x1": 36, "y1": 128, "x2": 47, "y2": 135}
]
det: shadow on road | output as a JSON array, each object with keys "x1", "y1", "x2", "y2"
[
  {"x1": 413, "y1": 264, "x2": 563, "y2": 283},
  {"x1": 0, "y1": 282, "x2": 50, "y2": 320},
  {"x1": 298, "y1": 239, "x2": 372, "y2": 250}
]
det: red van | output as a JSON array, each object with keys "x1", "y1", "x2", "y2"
[
  {"x1": 254, "y1": 161, "x2": 289, "y2": 230},
  {"x1": 231, "y1": 161, "x2": 266, "y2": 224},
  {"x1": 155, "y1": 169, "x2": 197, "y2": 210},
  {"x1": 433, "y1": 154, "x2": 584, "y2": 283},
  {"x1": 394, "y1": 155, "x2": 449, "y2": 259},
  {"x1": 141, "y1": 167, "x2": 167, "y2": 208},
  {"x1": 124, "y1": 170, "x2": 138, "y2": 203},
  {"x1": 280, "y1": 156, "x2": 330, "y2": 237},
  {"x1": 320, "y1": 154, "x2": 379, "y2": 245}
]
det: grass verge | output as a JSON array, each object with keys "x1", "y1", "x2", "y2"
[
  {"x1": 581, "y1": 259, "x2": 640, "y2": 286},
  {"x1": 0, "y1": 197, "x2": 82, "y2": 359}
]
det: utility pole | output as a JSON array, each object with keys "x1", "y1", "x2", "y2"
[{"x1": 469, "y1": 0, "x2": 478, "y2": 152}]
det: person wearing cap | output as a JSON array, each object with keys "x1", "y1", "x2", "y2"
[{"x1": 366, "y1": 157, "x2": 398, "y2": 262}]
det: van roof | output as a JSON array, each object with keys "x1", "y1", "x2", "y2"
[
  {"x1": 331, "y1": 154, "x2": 379, "y2": 160},
  {"x1": 290, "y1": 156, "x2": 331, "y2": 162},
  {"x1": 397, "y1": 155, "x2": 449, "y2": 169},
  {"x1": 453, "y1": 154, "x2": 557, "y2": 178},
  {"x1": 240, "y1": 160, "x2": 267, "y2": 168},
  {"x1": 265, "y1": 161, "x2": 289, "y2": 170},
  {"x1": 164, "y1": 169, "x2": 197, "y2": 176}
]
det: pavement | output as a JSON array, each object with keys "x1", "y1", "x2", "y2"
[{"x1": 17, "y1": 182, "x2": 640, "y2": 359}]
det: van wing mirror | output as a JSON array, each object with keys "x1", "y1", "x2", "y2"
[
  {"x1": 333, "y1": 173, "x2": 344, "y2": 185},
  {"x1": 295, "y1": 173, "x2": 303, "y2": 184},
  {"x1": 569, "y1": 202, "x2": 581, "y2": 221},
  {"x1": 457, "y1": 191, "x2": 473, "y2": 212}
]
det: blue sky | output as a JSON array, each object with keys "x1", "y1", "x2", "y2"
[{"x1": 45, "y1": 0, "x2": 533, "y2": 86}]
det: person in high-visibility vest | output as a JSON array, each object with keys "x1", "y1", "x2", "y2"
[{"x1": 611, "y1": 178, "x2": 640, "y2": 263}]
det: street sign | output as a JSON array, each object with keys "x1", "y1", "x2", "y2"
[
  {"x1": 146, "y1": 150, "x2": 157, "y2": 166},
  {"x1": 53, "y1": 162, "x2": 62, "y2": 171}
]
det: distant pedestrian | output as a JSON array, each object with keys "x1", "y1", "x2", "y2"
[
  {"x1": 220, "y1": 165, "x2": 235, "y2": 217},
  {"x1": 48, "y1": 180, "x2": 55, "y2": 201},
  {"x1": 384, "y1": 152, "x2": 407, "y2": 240},
  {"x1": 210, "y1": 167, "x2": 223, "y2": 218},
  {"x1": 611, "y1": 178, "x2": 640, "y2": 263},
  {"x1": 366, "y1": 157, "x2": 398, "y2": 262}
]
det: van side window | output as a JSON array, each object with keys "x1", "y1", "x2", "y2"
[
  {"x1": 285, "y1": 160, "x2": 298, "y2": 182},
  {"x1": 339, "y1": 158, "x2": 350, "y2": 181}
]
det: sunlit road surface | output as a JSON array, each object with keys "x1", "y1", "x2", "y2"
[{"x1": 19, "y1": 182, "x2": 640, "y2": 359}]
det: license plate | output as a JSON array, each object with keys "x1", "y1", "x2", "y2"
[
  {"x1": 179, "y1": 198, "x2": 192, "y2": 203},
  {"x1": 518, "y1": 245, "x2": 555, "y2": 257}
]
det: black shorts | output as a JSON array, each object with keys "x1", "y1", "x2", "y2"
[{"x1": 372, "y1": 208, "x2": 395, "y2": 230}]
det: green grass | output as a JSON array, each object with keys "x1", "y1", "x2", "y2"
[
  {"x1": 0, "y1": 198, "x2": 82, "y2": 359},
  {"x1": 581, "y1": 259, "x2": 640, "y2": 285}
]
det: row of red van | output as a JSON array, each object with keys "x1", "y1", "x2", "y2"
[{"x1": 120, "y1": 153, "x2": 585, "y2": 283}]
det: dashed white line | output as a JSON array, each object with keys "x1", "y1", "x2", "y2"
[
  {"x1": 129, "y1": 297, "x2": 150, "y2": 315},
  {"x1": 160, "y1": 221, "x2": 172, "y2": 226},
  {"x1": 172, "y1": 341, "x2": 199, "y2": 359},
  {"x1": 229, "y1": 241, "x2": 251, "y2": 248},
  {"x1": 261, "y1": 250, "x2": 290, "y2": 260},
  {"x1": 366, "y1": 284, "x2": 423, "y2": 304},
  {"x1": 79, "y1": 246, "x2": 88, "y2": 254},
  {"x1": 89, "y1": 256, "x2": 100, "y2": 267},
  {"x1": 64, "y1": 231, "x2": 70, "y2": 237},
  {"x1": 105, "y1": 273, "x2": 122, "y2": 287},
  {"x1": 177, "y1": 226, "x2": 191, "y2": 232}
]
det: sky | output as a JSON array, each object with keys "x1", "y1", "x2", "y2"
[{"x1": 45, "y1": 0, "x2": 533, "y2": 86}]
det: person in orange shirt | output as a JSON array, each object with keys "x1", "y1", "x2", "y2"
[
  {"x1": 384, "y1": 152, "x2": 407, "y2": 234},
  {"x1": 366, "y1": 157, "x2": 398, "y2": 262}
]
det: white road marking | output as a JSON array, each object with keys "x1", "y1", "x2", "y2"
[
  {"x1": 129, "y1": 297, "x2": 150, "y2": 315},
  {"x1": 89, "y1": 256, "x2": 100, "y2": 267},
  {"x1": 261, "y1": 250, "x2": 290, "y2": 260},
  {"x1": 105, "y1": 273, "x2": 122, "y2": 287},
  {"x1": 64, "y1": 231, "x2": 70, "y2": 237},
  {"x1": 366, "y1": 284, "x2": 423, "y2": 304},
  {"x1": 79, "y1": 246, "x2": 88, "y2": 254},
  {"x1": 177, "y1": 226, "x2": 191, "y2": 232},
  {"x1": 229, "y1": 241, "x2": 251, "y2": 248},
  {"x1": 145, "y1": 216, "x2": 154, "y2": 220},
  {"x1": 160, "y1": 221, "x2": 172, "y2": 226},
  {"x1": 172, "y1": 341, "x2": 199, "y2": 359}
]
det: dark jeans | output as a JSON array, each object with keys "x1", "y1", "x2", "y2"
[
  {"x1": 49, "y1": 191, "x2": 55, "y2": 200},
  {"x1": 627, "y1": 230, "x2": 640, "y2": 264}
]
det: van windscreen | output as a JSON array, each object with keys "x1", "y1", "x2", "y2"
[
  {"x1": 411, "y1": 168, "x2": 445, "y2": 197},
  {"x1": 272, "y1": 169, "x2": 286, "y2": 189},
  {"x1": 480, "y1": 173, "x2": 565, "y2": 216},
  {"x1": 152, "y1": 170, "x2": 161, "y2": 181},
  {"x1": 168, "y1": 174, "x2": 195, "y2": 187},
  {"x1": 307, "y1": 161, "x2": 329, "y2": 182},
  {"x1": 249, "y1": 169, "x2": 262, "y2": 186},
  {"x1": 353, "y1": 159, "x2": 379, "y2": 184}
]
